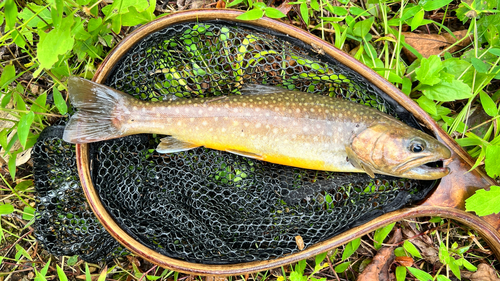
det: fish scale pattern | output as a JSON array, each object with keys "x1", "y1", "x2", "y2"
[{"x1": 33, "y1": 21, "x2": 436, "y2": 264}]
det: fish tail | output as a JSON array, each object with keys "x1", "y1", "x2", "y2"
[{"x1": 63, "y1": 77, "x2": 130, "y2": 144}]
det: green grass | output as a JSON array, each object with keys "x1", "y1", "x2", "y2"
[{"x1": 1, "y1": 0, "x2": 500, "y2": 279}]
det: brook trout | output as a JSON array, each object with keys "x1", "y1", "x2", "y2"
[{"x1": 64, "y1": 77, "x2": 451, "y2": 180}]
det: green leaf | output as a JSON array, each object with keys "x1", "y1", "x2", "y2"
[
  {"x1": 236, "y1": 9, "x2": 264, "y2": 20},
  {"x1": 421, "y1": 79, "x2": 472, "y2": 102},
  {"x1": 417, "y1": 95, "x2": 438, "y2": 116},
  {"x1": 448, "y1": 257, "x2": 460, "y2": 279},
  {"x1": 315, "y1": 252, "x2": 327, "y2": 266},
  {"x1": 264, "y1": 7, "x2": 286, "y2": 18},
  {"x1": 410, "y1": 9, "x2": 424, "y2": 31},
  {"x1": 395, "y1": 266, "x2": 407, "y2": 281},
  {"x1": 373, "y1": 222, "x2": 395, "y2": 250},
  {"x1": 289, "y1": 271, "x2": 307, "y2": 281},
  {"x1": 88, "y1": 18, "x2": 103, "y2": 32},
  {"x1": 403, "y1": 240, "x2": 422, "y2": 258},
  {"x1": 8, "y1": 152, "x2": 17, "y2": 180},
  {"x1": 436, "y1": 275, "x2": 451, "y2": 281},
  {"x1": 406, "y1": 266, "x2": 433, "y2": 281},
  {"x1": 486, "y1": 24, "x2": 500, "y2": 47},
  {"x1": 0, "y1": 64, "x2": 16, "y2": 90},
  {"x1": 67, "y1": 255, "x2": 79, "y2": 266},
  {"x1": 461, "y1": 258, "x2": 477, "y2": 271},
  {"x1": 37, "y1": 18, "x2": 75, "y2": 70},
  {"x1": 416, "y1": 55, "x2": 443, "y2": 86},
  {"x1": 394, "y1": 247, "x2": 407, "y2": 257},
  {"x1": 85, "y1": 263, "x2": 92, "y2": 281},
  {"x1": 480, "y1": 91, "x2": 498, "y2": 117},
  {"x1": 227, "y1": 0, "x2": 245, "y2": 7},
  {"x1": 15, "y1": 180, "x2": 33, "y2": 191},
  {"x1": 342, "y1": 237, "x2": 361, "y2": 260},
  {"x1": 422, "y1": 0, "x2": 453, "y2": 11},
  {"x1": 310, "y1": 0, "x2": 319, "y2": 11},
  {"x1": 300, "y1": 2, "x2": 309, "y2": 25},
  {"x1": 489, "y1": 48, "x2": 500, "y2": 56},
  {"x1": 295, "y1": 259, "x2": 306, "y2": 275},
  {"x1": 53, "y1": 88, "x2": 68, "y2": 115},
  {"x1": 353, "y1": 17, "x2": 374, "y2": 39},
  {"x1": 5, "y1": 0, "x2": 18, "y2": 30},
  {"x1": 465, "y1": 185, "x2": 500, "y2": 216},
  {"x1": 18, "y1": 111, "x2": 35, "y2": 148},
  {"x1": 485, "y1": 146, "x2": 500, "y2": 178},
  {"x1": 334, "y1": 261, "x2": 350, "y2": 273},
  {"x1": 350, "y1": 6, "x2": 370, "y2": 16},
  {"x1": 121, "y1": 0, "x2": 156, "y2": 26},
  {"x1": 23, "y1": 206, "x2": 35, "y2": 221},
  {"x1": 0, "y1": 204, "x2": 14, "y2": 215},
  {"x1": 471, "y1": 57, "x2": 489, "y2": 73},
  {"x1": 56, "y1": 265, "x2": 69, "y2": 281}
]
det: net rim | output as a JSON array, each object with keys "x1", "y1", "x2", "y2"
[{"x1": 74, "y1": 9, "x2": 496, "y2": 274}]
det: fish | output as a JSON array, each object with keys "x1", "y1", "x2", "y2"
[{"x1": 63, "y1": 77, "x2": 451, "y2": 180}]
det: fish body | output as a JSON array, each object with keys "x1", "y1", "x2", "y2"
[{"x1": 64, "y1": 77, "x2": 451, "y2": 180}]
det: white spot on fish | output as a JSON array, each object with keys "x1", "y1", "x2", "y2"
[
  {"x1": 303, "y1": 127, "x2": 309, "y2": 132},
  {"x1": 265, "y1": 125, "x2": 270, "y2": 129},
  {"x1": 198, "y1": 109, "x2": 203, "y2": 114},
  {"x1": 222, "y1": 128, "x2": 227, "y2": 132},
  {"x1": 209, "y1": 107, "x2": 213, "y2": 111},
  {"x1": 167, "y1": 118, "x2": 172, "y2": 122},
  {"x1": 190, "y1": 118, "x2": 195, "y2": 122},
  {"x1": 175, "y1": 109, "x2": 180, "y2": 114},
  {"x1": 202, "y1": 121, "x2": 208, "y2": 126},
  {"x1": 256, "y1": 123, "x2": 262, "y2": 128},
  {"x1": 273, "y1": 128, "x2": 279, "y2": 134},
  {"x1": 133, "y1": 106, "x2": 138, "y2": 110},
  {"x1": 244, "y1": 122, "x2": 249, "y2": 127},
  {"x1": 240, "y1": 132, "x2": 245, "y2": 137},
  {"x1": 233, "y1": 121, "x2": 239, "y2": 126},
  {"x1": 214, "y1": 117, "x2": 219, "y2": 121},
  {"x1": 177, "y1": 121, "x2": 182, "y2": 126}
]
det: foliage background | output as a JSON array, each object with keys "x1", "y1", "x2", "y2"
[{"x1": 0, "y1": 0, "x2": 499, "y2": 280}]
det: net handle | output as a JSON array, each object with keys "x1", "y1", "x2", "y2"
[{"x1": 75, "y1": 9, "x2": 500, "y2": 274}]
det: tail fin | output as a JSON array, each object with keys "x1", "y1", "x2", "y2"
[{"x1": 63, "y1": 77, "x2": 130, "y2": 144}]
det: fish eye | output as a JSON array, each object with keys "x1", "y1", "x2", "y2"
[{"x1": 409, "y1": 141, "x2": 425, "y2": 153}]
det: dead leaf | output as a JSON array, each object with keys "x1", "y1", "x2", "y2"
[
  {"x1": 276, "y1": 0, "x2": 293, "y2": 17},
  {"x1": 402, "y1": 30, "x2": 473, "y2": 62},
  {"x1": 295, "y1": 235, "x2": 304, "y2": 250},
  {"x1": 395, "y1": 256, "x2": 414, "y2": 267},
  {"x1": 462, "y1": 263, "x2": 500, "y2": 281},
  {"x1": 216, "y1": 0, "x2": 225, "y2": 9},
  {"x1": 401, "y1": 222, "x2": 440, "y2": 265},
  {"x1": 357, "y1": 228, "x2": 402, "y2": 281}
]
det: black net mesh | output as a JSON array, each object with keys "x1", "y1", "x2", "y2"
[{"x1": 34, "y1": 21, "x2": 439, "y2": 264}]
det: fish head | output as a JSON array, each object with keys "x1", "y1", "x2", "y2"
[{"x1": 349, "y1": 123, "x2": 451, "y2": 180}]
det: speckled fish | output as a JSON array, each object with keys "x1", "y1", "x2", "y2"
[{"x1": 63, "y1": 77, "x2": 451, "y2": 180}]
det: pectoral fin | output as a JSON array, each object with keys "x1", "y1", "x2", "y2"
[
  {"x1": 345, "y1": 146, "x2": 376, "y2": 178},
  {"x1": 156, "y1": 137, "x2": 201, "y2": 153},
  {"x1": 225, "y1": 149, "x2": 264, "y2": 160}
]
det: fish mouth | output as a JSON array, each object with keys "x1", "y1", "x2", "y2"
[{"x1": 395, "y1": 156, "x2": 450, "y2": 180}]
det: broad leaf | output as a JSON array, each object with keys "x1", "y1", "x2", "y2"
[
  {"x1": 342, "y1": 237, "x2": 360, "y2": 260},
  {"x1": 479, "y1": 91, "x2": 498, "y2": 117},
  {"x1": 403, "y1": 240, "x2": 422, "y2": 258},
  {"x1": 406, "y1": 266, "x2": 432, "y2": 281},
  {"x1": 0, "y1": 64, "x2": 16, "y2": 89},
  {"x1": 334, "y1": 261, "x2": 350, "y2": 273},
  {"x1": 236, "y1": 9, "x2": 264, "y2": 20},
  {"x1": 465, "y1": 185, "x2": 500, "y2": 216},
  {"x1": 0, "y1": 204, "x2": 14, "y2": 215},
  {"x1": 471, "y1": 57, "x2": 489, "y2": 73},
  {"x1": 56, "y1": 265, "x2": 69, "y2": 281},
  {"x1": 264, "y1": 7, "x2": 286, "y2": 18},
  {"x1": 5, "y1": 0, "x2": 18, "y2": 30},
  {"x1": 417, "y1": 95, "x2": 438, "y2": 116},
  {"x1": 421, "y1": 80, "x2": 472, "y2": 101},
  {"x1": 410, "y1": 9, "x2": 424, "y2": 31},
  {"x1": 53, "y1": 88, "x2": 68, "y2": 115},
  {"x1": 395, "y1": 266, "x2": 406, "y2": 281},
  {"x1": 18, "y1": 111, "x2": 35, "y2": 148},
  {"x1": 373, "y1": 222, "x2": 395, "y2": 250},
  {"x1": 485, "y1": 146, "x2": 500, "y2": 178},
  {"x1": 422, "y1": 0, "x2": 453, "y2": 11},
  {"x1": 37, "y1": 18, "x2": 75, "y2": 70},
  {"x1": 416, "y1": 55, "x2": 443, "y2": 86}
]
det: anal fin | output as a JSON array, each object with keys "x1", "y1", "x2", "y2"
[
  {"x1": 156, "y1": 136, "x2": 201, "y2": 153},
  {"x1": 345, "y1": 146, "x2": 376, "y2": 178},
  {"x1": 225, "y1": 149, "x2": 264, "y2": 160}
]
